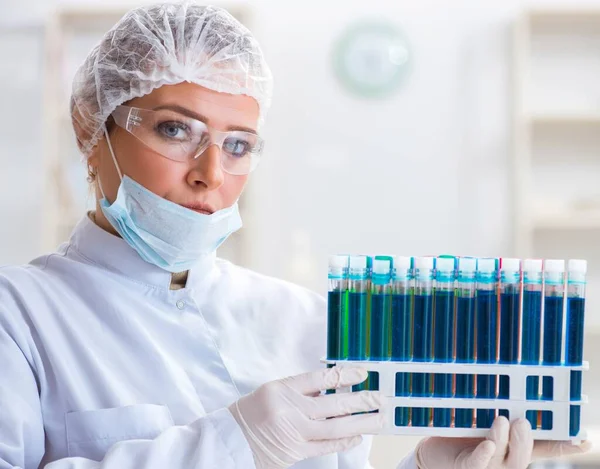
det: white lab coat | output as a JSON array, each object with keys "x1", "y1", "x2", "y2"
[{"x1": 0, "y1": 216, "x2": 418, "y2": 469}]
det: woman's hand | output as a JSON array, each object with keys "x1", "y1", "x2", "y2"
[
  {"x1": 229, "y1": 367, "x2": 384, "y2": 469},
  {"x1": 415, "y1": 416, "x2": 591, "y2": 469}
]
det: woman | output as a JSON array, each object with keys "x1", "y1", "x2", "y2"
[{"x1": 0, "y1": 2, "x2": 589, "y2": 468}]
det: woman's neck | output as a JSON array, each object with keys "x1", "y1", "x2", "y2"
[
  {"x1": 88, "y1": 209, "x2": 189, "y2": 289},
  {"x1": 90, "y1": 207, "x2": 120, "y2": 237}
]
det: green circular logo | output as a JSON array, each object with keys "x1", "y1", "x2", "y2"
[{"x1": 333, "y1": 20, "x2": 412, "y2": 98}]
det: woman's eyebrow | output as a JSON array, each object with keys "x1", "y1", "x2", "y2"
[{"x1": 153, "y1": 104, "x2": 257, "y2": 134}]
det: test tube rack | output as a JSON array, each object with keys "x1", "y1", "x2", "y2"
[{"x1": 322, "y1": 358, "x2": 588, "y2": 442}]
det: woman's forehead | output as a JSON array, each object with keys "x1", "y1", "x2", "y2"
[{"x1": 130, "y1": 83, "x2": 260, "y2": 125}]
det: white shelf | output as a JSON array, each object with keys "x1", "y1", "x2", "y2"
[
  {"x1": 513, "y1": 8, "x2": 600, "y2": 256},
  {"x1": 528, "y1": 8, "x2": 600, "y2": 22},
  {"x1": 533, "y1": 211, "x2": 600, "y2": 230},
  {"x1": 529, "y1": 112, "x2": 600, "y2": 125}
]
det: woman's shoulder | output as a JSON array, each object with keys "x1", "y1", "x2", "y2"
[
  {"x1": 0, "y1": 248, "x2": 74, "y2": 323},
  {"x1": 0, "y1": 250, "x2": 67, "y2": 292},
  {"x1": 0, "y1": 261, "x2": 45, "y2": 296},
  {"x1": 0, "y1": 260, "x2": 55, "y2": 360}
]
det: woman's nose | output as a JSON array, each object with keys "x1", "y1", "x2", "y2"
[{"x1": 187, "y1": 144, "x2": 225, "y2": 190}]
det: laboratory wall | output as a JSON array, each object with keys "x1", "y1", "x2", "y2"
[{"x1": 2, "y1": 0, "x2": 600, "y2": 468}]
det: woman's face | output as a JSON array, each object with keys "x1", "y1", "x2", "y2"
[{"x1": 88, "y1": 82, "x2": 260, "y2": 235}]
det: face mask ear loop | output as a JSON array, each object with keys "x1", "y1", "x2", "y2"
[
  {"x1": 99, "y1": 125, "x2": 124, "y2": 201},
  {"x1": 104, "y1": 125, "x2": 123, "y2": 180},
  {"x1": 97, "y1": 174, "x2": 107, "y2": 200}
]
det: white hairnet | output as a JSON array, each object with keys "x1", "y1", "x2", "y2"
[{"x1": 70, "y1": 1, "x2": 273, "y2": 156}]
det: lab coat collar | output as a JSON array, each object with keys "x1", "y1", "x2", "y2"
[{"x1": 67, "y1": 215, "x2": 216, "y2": 290}]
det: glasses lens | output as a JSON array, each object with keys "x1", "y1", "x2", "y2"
[
  {"x1": 129, "y1": 109, "x2": 209, "y2": 162},
  {"x1": 221, "y1": 132, "x2": 263, "y2": 175}
]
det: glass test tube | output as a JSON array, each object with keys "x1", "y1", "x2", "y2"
[
  {"x1": 566, "y1": 260, "x2": 587, "y2": 437},
  {"x1": 412, "y1": 256, "x2": 435, "y2": 427},
  {"x1": 370, "y1": 258, "x2": 392, "y2": 361},
  {"x1": 521, "y1": 259, "x2": 543, "y2": 429},
  {"x1": 392, "y1": 256, "x2": 413, "y2": 426},
  {"x1": 498, "y1": 258, "x2": 521, "y2": 418},
  {"x1": 368, "y1": 258, "x2": 392, "y2": 391},
  {"x1": 541, "y1": 260, "x2": 565, "y2": 430},
  {"x1": 476, "y1": 258, "x2": 499, "y2": 429},
  {"x1": 348, "y1": 255, "x2": 369, "y2": 361},
  {"x1": 455, "y1": 257, "x2": 477, "y2": 428},
  {"x1": 365, "y1": 255, "x2": 373, "y2": 365},
  {"x1": 327, "y1": 255, "x2": 349, "y2": 361},
  {"x1": 433, "y1": 257, "x2": 456, "y2": 427},
  {"x1": 348, "y1": 255, "x2": 369, "y2": 391}
]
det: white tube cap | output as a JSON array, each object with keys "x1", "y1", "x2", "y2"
[
  {"x1": 568, "y1": 259, "x2": 587, "y2": 273},
  {"x1": 477, "y1": 258, "x2": 497, "y2": 273},
  {"x1": 501, "y1": 258, "x2": 521, "y2": 272},
  {"x1": 414, "y1": 256, "x2": 434, "y2": 270},
  {"x1": 349, "y1": 255, "x2": 368, "y2": 270},
  {"x1": 523, "y1": 259, "x2": 543, "y2": 272},
  {"x1": 393, "y1": 256, "x2": 412, "y2": 270},
  {"x1": 328, "y1": 255, "x2": 348, "y2": 269},
  {"x1": 458, "y1": 257, "x2": 477, "y2": 272},
  {"x1": 436, "y1": 257, "x2": 455, "y2": 272},
  {"x1": 545, "y1": 259, "x2": 565, "y2": 273}
]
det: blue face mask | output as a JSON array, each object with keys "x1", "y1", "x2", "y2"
[{"x1": 98, "y1": 129, "x2": 242, "y2": 273}]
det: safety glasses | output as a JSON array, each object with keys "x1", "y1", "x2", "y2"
[{"x1": 111, "y1": 105, "x2": 264, "y2": 175}]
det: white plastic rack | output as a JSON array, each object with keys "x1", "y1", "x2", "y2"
[{"x1": 322, "y1": 358, "x2": 588, "y2": 442}]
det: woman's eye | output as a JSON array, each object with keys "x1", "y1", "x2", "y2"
[
  {"x1": 157, "y1": 121, "x2": 188, "y2": 140},
  {"x1": 224, "y1": 139, "x2": 250, "y2": 157}
]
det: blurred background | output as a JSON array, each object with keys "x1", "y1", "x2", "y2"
[{"x1": 2, "y1": 0, "x2": 600, "y2": 467}]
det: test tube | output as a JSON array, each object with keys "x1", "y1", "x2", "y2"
[
  {"x1": 391, "y1": 256, "x2": 413, "y2": 426},
  {"x1": 498, "y1": 258, "x2": 522, "y2": 418},
  {"x1": 327, "y1": 255, "x2": 349, "y2": 361},
  {"x1": 370, "y1": 258, "x2": 392, "y2": 362},
  {"x1": 365, "y1": 255, "x2": 374, "y2": 358},
  {"x1": 541, "y1": 260, "x2": 565, "y2": 430},
  {"x1": 368, "y1": 258, "x2": 392, "y2": 391},
  {"x1": 521, "y1": 259, "x2": 543, "y2": 429},
  {"x1": 348, "y1": 256, "x2": 369, "y2": 392},
  {"x1": 476, "y1": 258, "x2": 499, "y2": 428},
  {"x1": 455, "y1": 257, "x2": 477, "y2": 428},
  {"x1": 433, "y1": 257, "x2": 456, "y2": 427},
  {"x1": 412, "y1": 256, "x2": 435, "y2": 427},
  {"x1": 566, "y1": 260, "x2": 587, "y2": 437}
]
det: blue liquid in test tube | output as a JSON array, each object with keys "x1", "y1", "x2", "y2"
[
  {"x1": 433, "y1": 257, "x2": 456, "y2": 427},
  {"x1": 542, "y1": 260, "x2": 565, "y2": 430},
  {"x1": 348, "y1": 256, "x2": 369, "y2": 393},
  {"x1": 370, "y1": 258, "x2": 392, "y2": 361},
  {"x1": 542, "y1": 259, "x2": 565, "y2": 430},
  {"x1": 566, "y1": 259, "x2": 587, "y2": 437},
  {"x1": 391, "y1": 256, "x2": 413, "y2": 426},
  {"x1": 521, "y1": 259, "x2": 543, "y2": 429},
  {"x1": 498, "y1": 259, "x2": 521, "y2": 418},
  {"x1": 369, "y1": 258, "x2": 392, "y2": 391},
  {"x1": 412, "y1": 256, "x2": 435, "y2": 427},
  {"x1": 327, "y1": 255, "x2": 349, "y2": 361},
  {"x1": 476, "y1": 258, "x2": 499, "y2": 429},
  {"x1": 455, "y1": 257, "x2": 477, "y2": 428}
]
